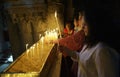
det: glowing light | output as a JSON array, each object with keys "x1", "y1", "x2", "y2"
[
  {"x1": 39, "y1": 34, "x2": 41, "y2": 40},
  {"x1": 44, "y1": 29, "x2": 58, "y2": 43},
  {"x1": 26, "y1": 44, "x2": 29, "y2": 50},
  {"x1": 55, "y1": 11, "x2": 57, "y2": 18},
  {"x1": 40, "y1": 36, "x2": 44, "y2": 44},
  {"x1": 54, "y1": 10, "x2": 61, "y2": 38}
]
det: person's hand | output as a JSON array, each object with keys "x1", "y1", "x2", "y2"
[{"x1": 49, "y1": 39, "x2": 59, "y2": 44}]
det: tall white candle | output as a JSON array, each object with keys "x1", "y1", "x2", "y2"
[
  {"x1": 40, "y1": 36, "x2": 44, "y2": 45},
  {"x1": 30, "y1": 47, "x2": 33, "y2": 58},
  {"x1": 36, "y1": 43, "x2": 39, "y2": 57},
  {"x1": 26, "y1": 49, "x2": 29, "y2": 59},
  {"x1": 39, "y1": 34, "x2": 41, "y2": 40},
  {"x1": 33, "y1": 46, "x2": 35, "y2": 57},
  {"x1": 55, "y1": 11, "x2": 61, "y2": 38}
]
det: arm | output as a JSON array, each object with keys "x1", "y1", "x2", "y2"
[
  {"x1": 58, "y1": 30, "x2": 85, "y2": 51},
  {"x1": 58, "y1": 45, "x2": 79, "y2": 61}
]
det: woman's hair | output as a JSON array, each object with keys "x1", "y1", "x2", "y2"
[{"x1": 83, "y1": 3, "x2": 119, "y2": 51}]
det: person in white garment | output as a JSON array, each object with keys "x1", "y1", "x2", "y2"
[{"x1": 57, "y1": 4, "x2": 120, "y2": 77}]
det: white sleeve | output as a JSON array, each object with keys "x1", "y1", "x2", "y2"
[{"x1": 95, "y1": 47, "x2": 119, "y2": 77}]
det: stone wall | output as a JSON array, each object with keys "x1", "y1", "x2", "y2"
[
  {"x1": 0, "y1": 11, "x2": 3, "y2": 52},
  {"x1": 4, "y1": 2, "x2": 64, "y2": 60}
]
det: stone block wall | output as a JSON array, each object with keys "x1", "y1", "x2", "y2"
[{"x1": 4, "y1": 2, "x2": 64, "y2": 60}]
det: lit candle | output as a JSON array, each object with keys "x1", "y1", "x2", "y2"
[
  {"x1": 33, "y1": 44, "x2": 36, "y2": 49},
  {"x1": 40, "y1": 36, "x2": 44, "y2": 45},
  {"x1": 39, "y1": 34, "x2": 41, "y2": 40},
  {"x1": 55, "y1": 11, "x2": 61, "y2": 38},
  {"x1": 54, "y1": 31, "x2": 58, "y2": 40},
  {"x1": 40, "y1": 36, "x2": 44, "y2": 59},
  {"x1": 36, "y1": 43, "x2": 39, "y2": 57},
  {"x1": 33, "y1": 46, "x2": 35, "y2": 57},
  {"x1": 55, "y1": 11, "x2": 57, "y2": 18},
  {"x1": 30, "y1": 47, "x2": 33, "y2": 58},
  {"x1": 26, "y1": 49, "x2": 29, "y2": 59},
  {"x1": 26, "y1": 44, "x2": 29, "y2": 50},
  {"x1": 49, "y1": 31, "x2": 52, "y2": 41},
  {"x1": 5, "y1": 73, "x2": 10, "y2": 77},
  {"x1": 44, "y1": 31, "x2": 48, "y2": 43}
]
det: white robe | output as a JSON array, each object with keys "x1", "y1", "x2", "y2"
[{"x1": 74, "y1": 42, "x2": 120, "y2": 77}]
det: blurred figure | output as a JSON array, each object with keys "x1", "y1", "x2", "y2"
[
  {"x1": 63, "y1": 20, "x2": 74, "y2": 38},
  {"x1": 71, "y1": 11, "x2": 86, "y2": 77},
  {"x1": 61, "y1": 20, "x2": 74, "y2": 77},
  {"x1": 74, "y1": 11, "x2": 85, "y2": 33},
  {"x1": 58, "y1": 5, "x2": 120, "y2": 77},
  {"x1": 59, "y1": 28, "x2": 85, "y2": 77},
  {"x1": 52, "y1": 12, "x2": 86, "y2": 77},
  {"x1": 62, "y1": 20, "x2": 75, "y2": 57},
  {"x1": 51, "y1": 11, "x2": 86, "y2": 77}
]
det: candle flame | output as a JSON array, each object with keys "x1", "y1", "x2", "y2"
[
  {"x1": 33, "y1": 44, "x2": 35, "y2": 47},
  {"x1": 39, "y1": 34, "x2": 41, "y2": 39},
  {"x1": 27, "y1": 49, "x2": 29, "y2": 52},
  {"x1": 55, "y1": 11, "x2": 57, "y2": 18}
]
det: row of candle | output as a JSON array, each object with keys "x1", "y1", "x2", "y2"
[
  {"x1": 44, "y1": 29, "x2": 58, "y2": 43},
  {"x1": 25, "y1": 10, "x2": 60, "y2": 57},
  {"x1": 25, "y1": 28, "x2": 59, "y2": 59},
  {"x1": 26, "y1": 43, "x2": 43, "y2": 60}
]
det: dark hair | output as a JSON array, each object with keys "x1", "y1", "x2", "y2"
[
  {"x1": 65, "y1": 20, "x2": 74, "y2": 30},
  {"x1": 73, "y1": 12, "x2": 79, "y2": 21},
  {"x1": 83, "y1": 3, "x2": 120, "y2": 52},
  {"x1": 73, "y1": 11, "x2": 84, "y2": 21}
]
